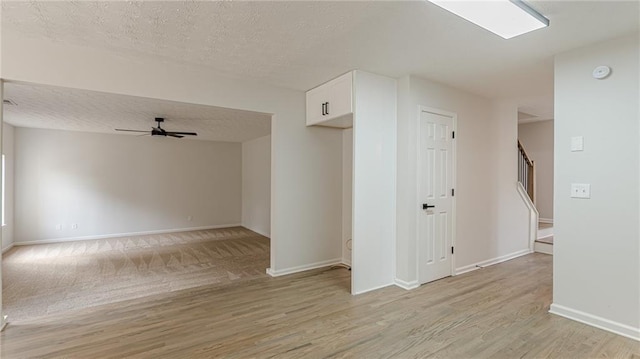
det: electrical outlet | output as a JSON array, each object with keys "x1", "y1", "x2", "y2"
[
  {"x1": 187, "y1": 216, "x2": 193, "y2": 222},
  {"x1": 72, "y1": 223, "x2": 78, "y2": 230},
  {"x1": 56, "y1": 224, "x2": 63, "y2": 230}
]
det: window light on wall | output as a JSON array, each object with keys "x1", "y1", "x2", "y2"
[{"x1": 427, "y1": 0, "x2": 550, "y2": 39}]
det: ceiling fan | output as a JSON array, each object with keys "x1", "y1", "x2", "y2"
[{"x1": 115, "y1": 117, "x2": 197, "y2": 138}]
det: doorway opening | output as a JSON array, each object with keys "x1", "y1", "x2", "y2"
[{"x1": 1, "y1": 81, "x2": 273, "y2": 323}]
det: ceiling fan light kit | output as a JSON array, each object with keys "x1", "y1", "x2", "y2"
[{"x1": 115, "y1": 117, "x2": 198, "y2": 138}]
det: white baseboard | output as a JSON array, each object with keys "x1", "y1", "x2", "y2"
[
  {"x1": 241, "y1": 225, "x2": 270, "y2": 238},
  {"x1": 534, "y1": 242, "x2": 553, "y2": 255},
  {"x1": 395, "y1": 278, "x2": 420, "y2": 290},
  {"x1": 539, "y1": 218, "x2": 554, "y2": 224},
  {"x1": 0, "y1": 315, "x2": 7, "y2": 332},
  {"x1": 550, "y1": 303, "x2": 640, "y2": 342},
  {"x1": 455, "y1": 248, "x2": 533, "y2": 275},
  {"x1": 13, "y1": 223, "x2": 243, "y2": 246},
  {"x1": 266, "y1": 258, "x2": 343, "y2": 277},
  {"x1": 2, "y1": 243, "x2": 14, "y2": 254},
  {"x1": 352, "y1": 282, "x2": 395, "y2": 295}
]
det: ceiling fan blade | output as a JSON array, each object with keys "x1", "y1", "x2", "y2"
[
  {"x1": 166, "y1": 131, "x2": 197, "y2": 136},
  {"x1": 167, "y1": 134, "x2": 184, "y2": 138},
  {"x1": 115, "y1": 129, "x2": 149, "y2": 133}
]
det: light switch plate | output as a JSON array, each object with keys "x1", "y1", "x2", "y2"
[
  {"x1": 571, "y1": 136, "x2": 584, "y2": 152},
  {"x1": 571, "y1": 183, "x2": 591, "y2": 198}
]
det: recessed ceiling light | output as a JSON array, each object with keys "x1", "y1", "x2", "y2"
[
  {"x1": 2, "y1": 99, "x2": 17, "y2": 106},
  {"x1": 427, "y1": 0, "x2": 549, "y2": 39}
]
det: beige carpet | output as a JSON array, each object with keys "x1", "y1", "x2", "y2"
[{"x1": 2, "y1": 227, "x2": 270, "y2": 322}]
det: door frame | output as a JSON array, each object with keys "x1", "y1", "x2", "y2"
[{"x1": 415, "y1": 106, "x2": 457, "y2": 283}]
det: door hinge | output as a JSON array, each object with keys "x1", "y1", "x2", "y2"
[
  {"x1": 451, "y1": 246, "x2": 454, "y2": 254},
  {"x1": 452, "y1": 131, "x2": 455, "y2": 139},
  {"x1": 451, "y1": 188, "x2": 455, "y2": 197}
]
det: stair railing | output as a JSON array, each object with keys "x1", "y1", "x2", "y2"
[{"x1": 517, "y1": 140, "x2": 535, "y2": 202}]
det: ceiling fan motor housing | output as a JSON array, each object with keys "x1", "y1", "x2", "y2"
[{"x1": 115, "y1": 117, "x2": 196, "y2": 138}]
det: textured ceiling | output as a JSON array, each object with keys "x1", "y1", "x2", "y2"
[
  {"x1": 3, "y1": 82, "x2": 271, "y2": 142},
  {"x1": 2, "y1": 1, "x2": 639, "y2": 115},
  {"x1": 1, "y1": 1, "x2": 392, "y2": 90}
]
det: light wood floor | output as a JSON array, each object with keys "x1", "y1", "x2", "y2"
[{"x1": 2, "y1": 254, "x2": 638, "y2": 358}]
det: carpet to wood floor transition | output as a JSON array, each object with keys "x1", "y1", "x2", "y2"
[{"x1": 2, "y1": 227, "x2": 270, "y2": 322}]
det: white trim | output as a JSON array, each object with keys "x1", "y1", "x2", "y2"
[
  {"x1": 416, "y1": 106, "x2": 457, "y2": 283},
  {"x1": 13, "y1": 224, "x2": 243, "y2": 246},
  {"x1": 550, "y1": 303, "x2": 640, "y2": 342},
  {"x1": 395, "y1": 278, "x2": 420, "y2": 290},
  {"x1": 352, "y1": 282, "x2": 395, "y2": 295},
  {"x1": 534, "y1": 241, "x2": 553, "y2": 255},
  {"x1": 1, "y1": 243, "x2": 14, "y2": 254},
  {"x1": 539, "y1": 218, "x2": 554, "y2": 224},
  {"x1": 0, "y1": 315, "x2": 7, "y2": 332},
  {"x1": 266, "y1": 257, "x2": 342, "y2": 277},
  {"x1": 517, "y1": 182, "x2": 539, "y2": 251},
  {"x1": 455, "y1": 248, "x2": 532, "y2": 275}
]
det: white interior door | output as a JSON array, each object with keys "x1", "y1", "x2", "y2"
[{"x1": 418, "y1": 109, "x2": 454, "y2": 284}]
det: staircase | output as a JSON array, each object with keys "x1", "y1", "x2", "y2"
[
  {"x1": 517, "y1": 140, "x2": 535, "y2": 200},
  {"x1": 518, "y1": 140, "x2": 553, "y2": 255},
  {"x1": 534, "y1": 222, "x2": 553, "y2": 255}
]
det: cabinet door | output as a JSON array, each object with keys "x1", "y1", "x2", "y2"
[
  {"x1": 306, "y1": 86, "x2": 327, "y2": 126},
  {"x1": 326, "y1": 72, "x2": 352, "y2": 120}
]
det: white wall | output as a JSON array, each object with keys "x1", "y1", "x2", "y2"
[
  {"x1": 491, "y1": 102, "x2": 531, "y2": 261},
  {"x1": 351, "y1": 71, "x2": 397, "y2": 294},
  {"x1": 2, "y1": 123, "x2": 15, "y2": 251},
  {"x1": 551, "y1": 34, "x2": 640, "y2": 340},
  {"x1": 14, "y1": 128, "x2": 242, "y2": 243},
  {"x1": 242, "y1": 135, "x2": 271, "y2": 237},
  {"x1": 342, "y1": 128, "x2": 353, "y2": 265},
  {"x1": 0, "y1": 81, "x2": 4, "y2": 329},
  {"x1": 518, "y1": 120, "x2": 554, "y2": 220},
  {"x1": 396, "y1": 75, "x2": 530, "y2": 284},
  {"x1": 2, "y1": 31, "x2": 343, "y2": 274}
]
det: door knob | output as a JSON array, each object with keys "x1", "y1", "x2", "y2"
[{"x1": 422, "y1": 203, "x2": 435, "y2": 210}]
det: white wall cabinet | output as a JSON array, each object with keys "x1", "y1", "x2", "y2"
[{"x1": 306, "y1": 72, "x2": 353, "y2": 128}]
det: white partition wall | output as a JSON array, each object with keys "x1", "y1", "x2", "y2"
[
  {"x1": 0, "y1": 80, "x2": 5, "y2": 330},
  {"x1": 552, "y1": 34, "x2": 640, "y2": 340},
  {"x1": 242, "y1": 135, "x2": 271, "y2": 238},
  {"x1": 2, "y1": 32, "x2": 344, "y2": 278},
  {"x1": 351, "y1": 71, "x2": 397, "y2": 295}
]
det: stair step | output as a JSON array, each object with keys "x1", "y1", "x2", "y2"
[
  {"x1": 536, "y1": 236, "x2": 553, "y2": 245},
  {"x1": 538, "y1": 227, "x2": 553, "y2": 238},
  {"x1": 534, "y1": 241, "x2": 553, "y2": 255}
]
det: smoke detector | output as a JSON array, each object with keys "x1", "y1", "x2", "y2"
[{"x1": 592, "y1": 66, "x2": 611, "y2": 80}]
